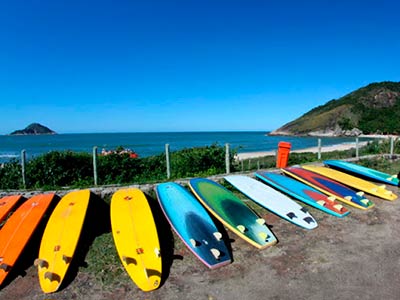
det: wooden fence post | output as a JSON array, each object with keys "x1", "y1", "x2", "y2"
[
  {"x1": 165, "y1": 144, "x2": 171, "y2": 179},
  {"x1": 317, "y1": 139, "x2": 322, "y2": 160},
  {"x1": 21, "y1": 150, "x2": 26, "y2": 189},
  {"x1": 225, "y1": 143, "x2": 230, "y2": 174},
  {"x1": 390, "y1": 136, "x2": 394, "y2": 157},
  {"x1": 93, "y1": 146, "x2": 98, "y2": 186},
  {"x1": 355, "y1": 137, "x2": 359, "y2": 159}
]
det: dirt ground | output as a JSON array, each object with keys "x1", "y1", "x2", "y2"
[{"x1": 1, "y1": 182, "x2": 400, "y2": 300}]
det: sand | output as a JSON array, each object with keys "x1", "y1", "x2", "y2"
[
  {"x1": 236, "y1": 141, "x2": 369, "y2": 160},
  {"x1": 1, "y1": 182, "x2": 399, "y2": 300}
]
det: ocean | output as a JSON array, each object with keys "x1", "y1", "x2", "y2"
[{"x1": 0, "y1": 131, "x2": 365, "y2": 163}]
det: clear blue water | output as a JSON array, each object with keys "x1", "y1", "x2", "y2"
[{"x1": 0, "y1": 131, "x2": 365, "y2": 162}]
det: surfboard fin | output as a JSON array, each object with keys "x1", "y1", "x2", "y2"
[
  {"x1": 44, "y1": 272, "x2": 61, "y2": 283},
  {"x1": 327, "y1": 196, "x2": 336, "y2": 202},
  {"x1": 361, "y1": 199, "x2": 370, "y2": 206},
  {"x1": 344, "y1": 196, "x2": 353, "y2": 201},
  {"x1": 237, "y1": 225, "x2": 246, "y2": 233},
  {"x1": 62, "y1": 255, "x2": 72, "y2": 264},
  {"x1": 356, "y1": 191, "x2": 365, "y2": 197},
  {"x1": 378, "y1": 184, "x2": 386, "y2": 189},
  {"x1": 303, "y1": 217, "x2": 315, "y2": 224},
  {"x1": 258, "y1": 232, "x2": 269, "y2": 241},
  {"x1": 333, "y1": 204, "x2": 343, "y2": 211},
  {"x1": 190, "y1": 239, "x2": 200, "y2": 247},
  {"x1": 154, "y1": 248, "x2": 161, "y2": 257},
  {"x1": 34, "y1": 258, "x2": 49, "y2": 269},
  {"x1": 301, "y1": 207, "x2": 308, "y2": 213},
  {"x1": 210, "y1": 248, "x2": 221, "y2": 260},
  {"x1": 0, "y1": 263, "x2": 11, "y2": 272},
  {"x1": 213, "y1": 232, "x2": 223, "y2": 241},
  {"x1": 256, "y1": 218, "x2": 266, "y2": 225},
  {"x1": 122, "y1": 256, "x2": 137, "y2": 265},
  {"x1": 286, "y1": 212, "x2": 297, "y2": 219},
  {"x1": 316, "y1": 200, "x2": 326, "y2": 206}
]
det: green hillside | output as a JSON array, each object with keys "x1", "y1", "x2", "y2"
[{"x1": 270, "y1": 81, "x2": 400, "y2": 136}]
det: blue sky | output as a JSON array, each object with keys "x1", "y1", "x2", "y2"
[{"x1": 1, "y1": 0, "x2": 399, "y2": 134}]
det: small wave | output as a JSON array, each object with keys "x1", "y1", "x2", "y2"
[{"x1": 0, "y1": 154, "x2": 19, "y2": 158}]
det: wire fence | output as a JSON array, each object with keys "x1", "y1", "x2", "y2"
[{"x1": 3, "y1": 136, "x2": 399, "y2": 190}]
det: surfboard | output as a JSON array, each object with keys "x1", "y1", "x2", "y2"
[
  {"x1": 0, "y1": 193, "x2": 57, "y2": 286},
  {"x1": 302, "y1": 165, "x2": 397, "y2": 201},
  {"x1": 225, "y1": 175, "x2": 318, "y2": 229},
  {"x1": 156, "y1": 182, "x2": 231, "y2": 269},
  {"x1": 282, "y1": 167, "x2": 375, "y2": 210},
  {"x1": 324, "y1": 159, "x2": 400, "y2": 186},
  {"x1": 0, "y1": 195, "x2": 24, "y2": 225},
  {"x1": 255, "y1": 171, "x2": 350, "y2": 218},
  {"x1": 35, "y1": 189, "x2": 91, "y2": 294},
  {"x1": 111, "y1": 188, "x2": 162, "y2": 291},
  {"x1": 188, "y1": 178, "x2": 277, "y2": 249}
]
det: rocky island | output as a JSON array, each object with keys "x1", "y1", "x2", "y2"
[{"x1": 9, "y1": 123, "x2": 57, "y2": 135}]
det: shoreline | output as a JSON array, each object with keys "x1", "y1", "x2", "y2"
[{"x1": 236, "y1": 141, "x2": 369, "y2": 160}]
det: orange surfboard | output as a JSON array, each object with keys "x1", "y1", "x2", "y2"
[
  {"x1": 0, "y1": 193, "x2": 57, "y2": 285},
  {"x1": 0, "y1": 195, "x2": 24, "y2": 225}
]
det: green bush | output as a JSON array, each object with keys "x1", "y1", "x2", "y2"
[
  {"x1": 0, "y1": 144, "x2": 236, "y2": 190},
  {"x1": 1, "y1": 140, "x2": 399, "y2": 190},
  {"x1": 25, "y1": 151, "x2": 93, "y2": 189},
  {"x1": 170, "y1": 144, "x2": 234, "y2": 178},
  {"x1": 0, "y1": 159, "x2": 22, "y2": 189}
]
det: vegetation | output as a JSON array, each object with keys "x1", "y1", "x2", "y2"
[
  {"x1": 272, "y1": 81, "x2": 400, "y2": 135},
  {"x1": 0, "y1": 144, "x2": 235, "y2": 190},
  {"x1": 1, "y1": 139, "x2": 398, "y2": 190}
]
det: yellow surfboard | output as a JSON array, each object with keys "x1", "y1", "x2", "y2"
[
  {"x1": 35, "y1": 189, "x2": 91, "y2": 293},
  {"x1": 111, "y1": 188, "x2": 162, "y2": 292},
  {"x1": 302, "y1": 165, "x2": 397, "y2": 201}
]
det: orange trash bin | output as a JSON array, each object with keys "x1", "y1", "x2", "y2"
[{"x1": 276, "y1": 142, "x2": 291, "y2": 168}]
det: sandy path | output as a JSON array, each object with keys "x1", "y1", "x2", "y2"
[{"x1": 236, "y1": 141, "x2": 369, "y2": 160}]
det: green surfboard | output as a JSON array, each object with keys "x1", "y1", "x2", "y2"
[{"x1": 189, "y1": 178, "x2": 277, "y2": 249}]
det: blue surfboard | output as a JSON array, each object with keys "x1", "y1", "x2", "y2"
[
  {"x1": 282, "y1": 167, "x2": 375, "y2": 210},
  {"x1": 324, "y1": 160, "x2": 399, "y2": 186},
  {"x1": 255, "y1": 171, "x2": 350, "y2": 218},
  {"x1": 156, "y1": 182, "x2": 232, "y2": 269}
]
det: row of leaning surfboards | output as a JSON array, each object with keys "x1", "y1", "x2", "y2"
[{"x1": 0, "y1": 159, "x2": 398, "y2": 293}]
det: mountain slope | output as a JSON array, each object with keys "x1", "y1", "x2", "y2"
[
  {"x1": 10, "y1": 123, "x2": 56, "y2": 135},
  {"x1": 270, "y1": 81, "x2": 400, "y2": 136}
]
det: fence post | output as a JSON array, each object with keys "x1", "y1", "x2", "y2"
[
  {"x1": 225, "y1": 143, "x2": 230, "y2": 174},
  {"x1": 21, "y1": 150, "x2": 26, "y2": 189},
  {"x1": 93, "y1": 146, "x2": 98, "y2": 186},
  {"x1": 355, "y1": 137, "x2": 359, "y2": 159},
  {"x1": 390, "y1": 136, "x2": 394, "y2": 157},
  {"x1": 165, "y1": 144, "x2": 171, "y2": 179},
  {"x1": 317, "y1": 139, "x2": 322, "y2": 160}
]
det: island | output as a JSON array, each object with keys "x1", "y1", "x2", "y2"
[{"x1": 9, "y1": 123, "x2": 57, "y2": 135}]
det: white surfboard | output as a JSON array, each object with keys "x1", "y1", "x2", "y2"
[{"x1": 224, "y1": 175, "x2": 318, "y2": 230}]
